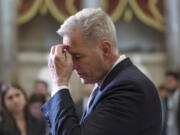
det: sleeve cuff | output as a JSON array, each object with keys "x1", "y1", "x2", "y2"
[{"x1": 51, "y1": 85, "x2": 69, "y2": 96}]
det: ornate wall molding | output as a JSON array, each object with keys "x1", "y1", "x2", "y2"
[
  {"x1": 129, "y1": 0, "x2": 164, "y2": 31},
  {"x1": 18, "y1": 0, "x2": 43, "y2": 24},
  {"x1": 17, "y1": 0, "x2": 165, "y2": 31}
]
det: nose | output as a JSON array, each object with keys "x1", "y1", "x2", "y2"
[
  {"x1": 73, "y1": 63, "x2": 78, "y2": 70},
  {"x1": 13, "y1": 96, "x2": 20, "y2": 103},
  {"x1": 73, "y1": 60, "x2": 79, "y2": 70}
]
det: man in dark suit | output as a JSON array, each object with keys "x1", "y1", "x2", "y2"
[
  {"x1": 163, "y1": 71, "x2": 180, "y2": 135},
  {"x1": 41, "y1": 8, "x2": 162, "y2": 135}
]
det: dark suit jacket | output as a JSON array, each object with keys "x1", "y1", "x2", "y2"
[
  {"x1": 0, "y1": 118, "x2": 45, "y2": 135},
  {"x1": 41, "y1": 58, "x2": 162, "y2": 135}
]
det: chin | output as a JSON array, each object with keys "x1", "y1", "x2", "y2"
[{"x1": 80, "y1": 78, "x2": 95, "y2": 84}]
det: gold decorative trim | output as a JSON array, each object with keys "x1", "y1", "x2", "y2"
[
  {"x1": 129, "y1": 0, "x2": 164, "y2": 31},
  {"x1": 17, "y1": 0, "x2": 23, "y2": 9},
  {"x1": 123, "y1": 8, "x2": 133, "y2": 22},
  {"x1": 40, "y1": 2, "x2": 48, "y2": 16},
  {"x1": 18, "y1": 0, "x2": 43, "y2": 25},
  {"x1": 45, "y1": 0, "x2": 68, "y2": 23},
  {"x1": 148, "y1": 0, "x2": 164, "y2": 23},
  {"x1": 66, "y1": 0, "x2": 78, "y2": 15},
  {"x1": 102, "y1": 0, "x2": 109, "y2": 11},
  {"x1": 103, "y1": 0, "x2": 128, "y2": 22}
]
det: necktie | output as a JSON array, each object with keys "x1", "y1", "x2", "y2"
[
  {"x1": 81, "y1": 86, "x2": 99, "y2": 122},
  {"x1": 88, "y1": 86, "x2": 99, "y2": 109}
]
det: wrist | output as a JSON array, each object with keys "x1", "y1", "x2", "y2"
[
  {"x1": 52, "y1": 85, "x2": 69, "y2": 96},
  {"x1": 53, "y1": 79, "x2": 69, "y2": 87},
  {"x1": 58, "y1": 81, "x2": 69, "y2": 86}
]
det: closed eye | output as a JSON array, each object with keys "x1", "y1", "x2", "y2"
[
  {"x1": 72, "y1": 54, "x2": 83, "y2": 60},
  {"x1": 8, "y1": 96, "x2": 13, "y2": 100},
  {"x1": 15, "y1": 93, "x2": 20, "y2": 97}
]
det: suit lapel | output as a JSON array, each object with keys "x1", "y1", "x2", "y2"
[
  {"x1": 101, "y1": 58, "x2": 133, "y2": 90},
  {"x1": 80, "y1": 109, "x2": 87, "y2": 124},
  {"x1": 83, "y1": 88, "x2": 102, "y2": 120}
]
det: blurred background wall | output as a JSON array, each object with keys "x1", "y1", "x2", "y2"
[{"x1": 0, "y1": 0, "x2": 180, "y2": 101}]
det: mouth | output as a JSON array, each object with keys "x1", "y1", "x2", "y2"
[
  {"x1": 74, "y1": 70, "x2": 88, "y2": 79},
  {"x1": 77, "y1": 72, "x2": 87, "y2": 79}
]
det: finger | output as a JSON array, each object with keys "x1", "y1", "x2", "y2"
[
  {"x1": 63, "y1": 45, "x2": 70, "y2": 51},
  {"x1": 50, "y1": 46, "x2": 56, "y2": 55},
  {"x1": 55, "y1": 45, "x2": 68, "y2": 61},
  {"x1": 55, "y1": 45, "x2": 63, "y2": 57},
  {"x1": 49, "y1": 46, "x2": 55, "y2": 66},
  {"x1": 48, "y1": 57, "x2": 54, "y2": 70}
]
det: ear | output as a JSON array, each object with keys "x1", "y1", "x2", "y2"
[{"x1": 100, "y1": 40, "x2": 112, "y2": 57}]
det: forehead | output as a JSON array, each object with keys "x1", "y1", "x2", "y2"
[
  {"x1": 36, "y1": 83, "x2": 46, "y2": 87},
  {"x1": 63, "y1": 36, "x2": 85, "y2": 55},
  {"x1": 166, "y1": 76, "x2": 177, "y2": 81},
  {"x1": 63, "y1": 35, "x2": 73, "y2": 46},
  {"x1": 5, "y1": 88, "x2": 22, "y2": 96},
  {"x1": 63, "y1": 29, "x2": 86, "y2": 47},
  {"x1": 62, "y1": 30, "x2": 97, "y2": 55},
  {"x1": 31, "y1": 102, "x2": 43, "y2": 106}
]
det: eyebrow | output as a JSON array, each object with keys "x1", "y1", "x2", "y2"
[{"x1": 71, "y1": 53, "x2": 81, "y2": 56}]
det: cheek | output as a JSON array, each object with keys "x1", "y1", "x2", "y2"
[
  {"x1": 168, "y1": 82, "x2": 175, "y2": 87},
  {"x1": 16, "y1": 96, "x2": 26, "y2": 109},
  {"x1": 21, "y1": 97, "x2": 26, "y2": 108},
  {"x1": 4, "y1": 100, "x2": 14, "y2": 111}
]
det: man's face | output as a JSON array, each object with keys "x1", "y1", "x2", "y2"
[
  {"x1": 164, "y1": 76, "x2": 178, "y2": 92},
  {"x1": 63, "y1": 31, "x2": 107, "y2": 84}
]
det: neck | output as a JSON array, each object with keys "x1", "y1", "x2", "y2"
[
  {"x1": 97, "y1": 54, "x2": 120, "y2": 87},
  {"x1": 106, "y1": 53, "x2": 119, "y2": 72},
  {"x1": 13, "y1": 111, "x2": 25, "y2": 121}
]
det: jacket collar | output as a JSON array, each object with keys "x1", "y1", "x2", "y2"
[
  {"x1": 100, "y1": 57, "x2": 133, "y2": 90},
  {"x1": 97, "y1": 55, "x2": 126, "y2": 88}
]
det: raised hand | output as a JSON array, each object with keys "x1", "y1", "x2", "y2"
[{"x1": 48, "y1": 44, "x2": 73, "y2": 88}]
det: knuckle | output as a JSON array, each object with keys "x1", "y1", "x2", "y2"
[
  {"x1": 54, "y1": 55, "x2": 59, "y2": 60},
  {"x1": 51, "y1": 46, "x2": 55, "y2": 51}
]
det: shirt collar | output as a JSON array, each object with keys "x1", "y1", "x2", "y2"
[
  {"x1": 83, "y1": 97, "x2": 89, "y2": 110},
  {"x1": 97, "y1": 55, "x2": 126, "y2": 88}
]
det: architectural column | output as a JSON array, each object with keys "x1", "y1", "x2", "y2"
[
  {"x1": 0, "y1": 0, "x2": 18, "y2": 81},
  {"x1": 82, "y1": 0, "x2": 102, "y2": 8},
  {"x1": 164, "y1": 0, "x2": 180, "y2": 70},
  {"x1": 0, "y1": 0, "x2": 2, "y2": 82}
]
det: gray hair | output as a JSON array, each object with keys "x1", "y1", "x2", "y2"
[{"x1": 57, "y1": 8, "x2": 118, "y2": 52}]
